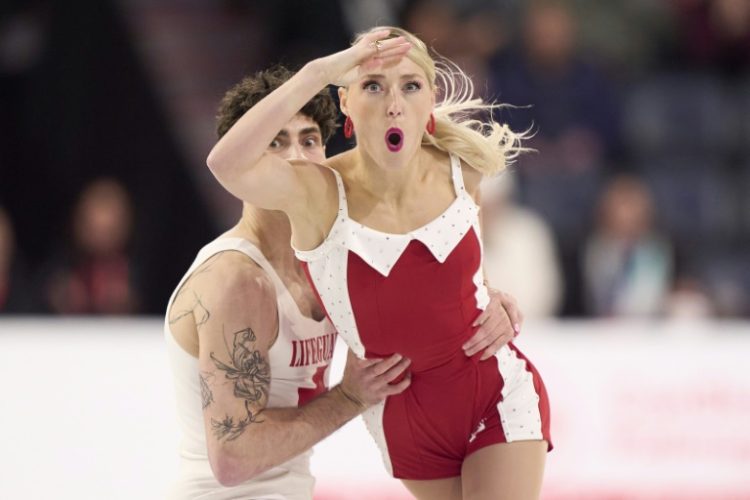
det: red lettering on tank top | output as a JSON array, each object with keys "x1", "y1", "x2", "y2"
[
  {"x1": 289, "y1": 333, "x2": 337, "y2": 367},
  {"x1": 290, "y1": 340, "x2": 299, "y2": 367}
]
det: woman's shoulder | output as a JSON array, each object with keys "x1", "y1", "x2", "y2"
[
  {"x1": 422, "y1": 146, "x2": 482, "y2": 195},
  {"x1": 321, "y1": 150, "x2": 356, "y2": 177},
  {"x1": 459, "y1": 160, "x2": 483, "y2": 196}
]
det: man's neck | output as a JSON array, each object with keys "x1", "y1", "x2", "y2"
[{"x1": 231, "y1": 205, "x2": 298, "y2": 273}]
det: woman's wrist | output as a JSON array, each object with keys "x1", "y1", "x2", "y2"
[{"x1": 301, "y1": 59, "x2": 332, "y2": 90}]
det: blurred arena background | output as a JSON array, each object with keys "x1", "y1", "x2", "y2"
[{"x1": 0, "y1": 0, "x2": 749, "y2": 498}]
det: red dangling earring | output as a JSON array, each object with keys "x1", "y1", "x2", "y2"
[
  {"x1": 426, "y1": 113, "x2": 436, "y2": 135},
  {"x1": 344, "y1": 116, "x2": 354, "y2": 138}
]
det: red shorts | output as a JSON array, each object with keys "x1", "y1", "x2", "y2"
[{"x1": 363, "y1": 343, "x2": 552, "y2": 479}]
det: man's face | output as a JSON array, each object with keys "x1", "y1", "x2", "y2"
[{"x1": 266, "y1": 113, "x2": 326, "y2": 163}]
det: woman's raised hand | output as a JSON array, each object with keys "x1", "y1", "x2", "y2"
[{"x1": 316, "y1": 29, "x2": 412, "y2": 88}]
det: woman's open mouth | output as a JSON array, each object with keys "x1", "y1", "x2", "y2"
[{"x1": 385, "y1": 128, "x2": 404, "y2": 152}]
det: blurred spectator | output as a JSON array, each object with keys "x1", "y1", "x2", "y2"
[
  {"x1": 0, "y1": 206, "x2": 33, "y2": 313},
  {"x1": 43, "y1": 178, "x2": 140, "y2": 314},
  {"x1": 489, "y1": 0, "x2": 621, "y2": 315},
  {"x1": 481, "y1": 173, "x2": 563, "y2": 318},
  {"x1": 670, "y1": 0, "x2": 750, "y2": 79},
  {"x1": 401, "y1": 0, "x2": 512, "y2": 95},
  {"x1": 572, "y1": 0, "x2": 676, "y2": 77},
  {"x1": 583, "y1": 175, "x2": 674, "y2": 317},
  {"x1": 665, "y1": 276, "x2": 714, "y2": 319},
  {"x1": 491, "y1": 0, "x2": 621, "y2": 174}
]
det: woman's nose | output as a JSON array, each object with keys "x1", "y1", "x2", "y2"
[{"x1": 387, "y1": 91, "x2": 403, "y2": 117}]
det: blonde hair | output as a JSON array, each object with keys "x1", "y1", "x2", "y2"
[{"x1": 352, "y1": 26, "x2": 530, "y2": 176}]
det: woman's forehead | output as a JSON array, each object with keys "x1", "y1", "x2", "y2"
[{"x1": 361, "y1": 57, "x2": 428, "y2": 80}]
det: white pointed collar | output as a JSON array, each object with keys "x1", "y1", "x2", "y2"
[{"x1": 340, "y1": 194, "x2": 478, "y2": 277}]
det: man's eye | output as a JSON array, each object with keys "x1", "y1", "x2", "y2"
[
  {"x1": 304, "y1": 137, "x2": 319, "y2": 147},
  {"x1": 269, "y1": 139, "x2": 281, "y2": 148}
]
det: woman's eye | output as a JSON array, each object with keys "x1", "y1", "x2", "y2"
[
  {"x1": 404, "y1": 81, "x2": 421, "y2": 92},
  {"x1": 363, "y1": 81, "x2": 381, "y2": 92}
]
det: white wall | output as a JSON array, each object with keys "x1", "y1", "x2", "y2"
[{"x1": 1, "y1": 318, "x2": 749, "y2": 499}]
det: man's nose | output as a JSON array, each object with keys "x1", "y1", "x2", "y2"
[{"x1": 288, "y1": 143, "x2": 305, "y2": 161}]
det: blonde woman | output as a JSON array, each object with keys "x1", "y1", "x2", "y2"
[{"x1": 208, "y1": 27, "x2": 551, "y2": 500}]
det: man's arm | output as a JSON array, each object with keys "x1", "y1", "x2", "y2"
[{"x1": 188, "y1": 252, "x2": 409, "y2": 487}]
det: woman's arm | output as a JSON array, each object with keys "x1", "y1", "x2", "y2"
[
  {"x1": 206, "y1": 29, "x2": 411, "y2": 215},
  {"x1": 206, "y1": 64, "x2": 328, "y2": 212}
]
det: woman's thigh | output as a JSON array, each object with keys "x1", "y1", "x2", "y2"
[
  {"x1": 461, "y1": 440, "x2": 547, "y2": 500},
  {"x1": 401, "y1": 476, "x2": 463, "y2": 500}
]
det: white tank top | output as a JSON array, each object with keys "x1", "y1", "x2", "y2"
[{"x1": 164, "y1": 237, "x2": 337, "y2": 499}]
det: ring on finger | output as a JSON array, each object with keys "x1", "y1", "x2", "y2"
[{"x1": 371, "y1": 40, "x2": 383, "y2": 53}]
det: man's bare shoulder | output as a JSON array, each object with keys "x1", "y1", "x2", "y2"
[
  {"x1": 192, "y1": 248, "x2": 279, "y2": 350},
  {"x1": 171, "y1": 248, "x2": 278, "y2": 318},
  {"x1": 198, "y1": 249, "x2": 277, "y2": 302},
  {"x1": 167, "y1": 245, "x2": 279, "y2": 355}
]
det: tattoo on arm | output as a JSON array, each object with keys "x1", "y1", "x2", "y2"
[
  {"x1": 199, "y1": 372, "x2": 214, "y2": 409},
  {"x1": 169, "y1": 291, "x2": 211, "y2": 330},
  {"x1": 169, "y1": 258, "x2": 218, "y2": 328},
  {"x1": 209, "y1": 326, "x2": 270, "y2": 441}
]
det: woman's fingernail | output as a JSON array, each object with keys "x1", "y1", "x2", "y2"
[{"x1": 513, "y1": 323, "x2": 520, "y2": 333}]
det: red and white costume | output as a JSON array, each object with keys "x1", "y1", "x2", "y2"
[{"x1": 295, "y1": 154, "x2": 551, "y2": 480}]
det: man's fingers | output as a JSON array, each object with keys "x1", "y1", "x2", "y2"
[
  {"x1": 381, "y1": 357, "x2": 411, "y2": 383},
  {"x1": 500, "y1": 294, "x2": 523, "y2": 334},
  {"x1": 465, "y1": 313, "x2": 510, "y2": 356},
  {"x1": 480, "y1": 334, "x2": 512, "y2": 361},
  {"x1": 346, "y1": 349, "x2": 379, "y2": 368},
  {"x1": 463, "y1": 330, "x2": 490, "y2": 355},
  {"x1": 369, "y1": 353, "x2": 404, "y2": 376},
  {"x1": 472, "y1": 310, "x2": 489, "y2": 327},
  {"x1": 482, "y1": 315, "x2": 506, "y2": 340},
  {"x1": 384, "y1": 372, "x2": 412, "y2": 395}
]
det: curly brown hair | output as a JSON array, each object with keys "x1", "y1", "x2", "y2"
[{"x1": 216, "y1": 65, "x2": 339, "y2": 143}]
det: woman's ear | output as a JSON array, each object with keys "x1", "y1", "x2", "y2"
[{"x1": 338, "y1": 87, "x2": 349, "y2": 116}]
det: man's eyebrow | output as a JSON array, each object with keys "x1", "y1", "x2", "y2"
[
  {"x1": 274, "y1": 130, "x2": 289, "y2": 138},
  {"x1": 300, "y1": 127, "x2": 321, "y2": 136}
]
